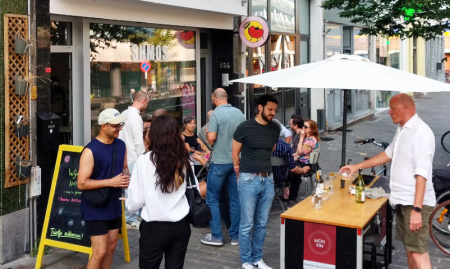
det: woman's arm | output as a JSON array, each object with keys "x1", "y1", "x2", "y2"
[
  {"x1": 126, "y1": 157, "x2": 145, "y2": 213},
  {"x1": 197, "y1": 138, "x2": 210, "y2": 153}
]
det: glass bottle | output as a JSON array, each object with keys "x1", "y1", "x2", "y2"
[
  {"x1": 355, "y1": 168, "x2": 366, "y2": 203},
  {"x1": 317, "y1": 170, "x2": 324, "y2": 192}
]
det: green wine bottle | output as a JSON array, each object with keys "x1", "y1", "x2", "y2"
[{"x1": 356, "y1": 168, "x2": 365, "y2": 203}]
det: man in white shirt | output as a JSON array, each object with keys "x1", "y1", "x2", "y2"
[
  {"x1": 119, "y1": 91, "x2": 149, "y2": 228},
  {"x1": 341, "y1": 93, "x2": 435, "y2": 269}
]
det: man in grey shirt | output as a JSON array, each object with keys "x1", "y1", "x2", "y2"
[
  {"x1": 199, "y1": 110, "x2": 213, "y2": 150},
  {"x1": 201, "y1": 88, "x2": 245, "y2": 246}
]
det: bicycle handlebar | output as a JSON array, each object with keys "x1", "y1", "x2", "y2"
[{"x1": 354, "y1": 138, "x2": 389, "y2": 149}]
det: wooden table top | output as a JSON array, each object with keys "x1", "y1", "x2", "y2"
[{"x1": 281, "y1": 174, "x2": 389, "y2": 229}]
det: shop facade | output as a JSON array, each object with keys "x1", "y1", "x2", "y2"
[{"x1": 246, "y1": 0, "x2": 312, "y2": 125}]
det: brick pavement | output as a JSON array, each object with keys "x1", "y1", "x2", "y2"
[{"x1": 2, "y1": 92, "x2": 450, "y2": 269}]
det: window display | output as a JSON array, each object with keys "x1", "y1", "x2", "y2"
[{"x1": 90, "y1": 23, "x2": 196, "y2": 138}]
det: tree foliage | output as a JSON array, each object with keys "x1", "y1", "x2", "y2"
[{"x1": 321, "y1": 0, "x2": 450, "y2": 40}]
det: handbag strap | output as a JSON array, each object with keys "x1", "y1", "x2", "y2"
[{"x1": 185, "y1": 163, "x2": 196, "y2": 188}]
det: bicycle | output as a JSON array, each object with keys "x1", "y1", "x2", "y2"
[
  {"x1": 442, "y1": 131, "x2": 450, "y2": 166},
  {"x1": 430, "y1": 200, "x2": 450, "y2": 256},
  {"x1": 354, "y1": 138, "x2": 390, "y2": 176}
]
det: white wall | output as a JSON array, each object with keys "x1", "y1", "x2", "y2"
[
  {"x1": 50, "y1": 0, "x2": 235, "y2": 30},
  {"x1": 136, "y1": 0, "x2": 247, "y2": 16},
  {"x1": 309, "y1": 0, "x2": 325, "y2": 122}
]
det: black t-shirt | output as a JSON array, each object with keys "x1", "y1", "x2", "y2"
[
  {"x1": 184, "y1": 133, "x2": 199, "y2": 151},
  {"x1": 291, "y1": 132, "x2": 300, "y2": 153},
  {"x1": 233, "y1": 118, "x2": 280, "y2": 173}
]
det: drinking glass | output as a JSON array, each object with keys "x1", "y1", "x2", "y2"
[
  {"x1": 328, "y1": 172, "x2": 335, "y2": 194},
  {"x1": 119, "y1": 168, "x2": 129, "y2": 201}
]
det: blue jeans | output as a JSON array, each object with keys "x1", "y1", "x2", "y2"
[
  {"x1": 238, "y1": 173, "x2": 275, "y2": 264},
  {"x1": 206, "y1": 163, "x2": 240, "y2": 241}
]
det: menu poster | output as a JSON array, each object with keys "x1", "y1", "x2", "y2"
[
  {"x1": 304, "y1": 222, "x2": 337, "y2": 269},
  {"x1": 45, "y1": 147, "x2": 90, "y2": 247}
]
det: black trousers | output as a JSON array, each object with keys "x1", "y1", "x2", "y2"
[
  {"x1": 139, "y1": 215, "x2": 191, "y2": 269},
  {"x1": 286, "y1": 171, "x2": 302, "y2": 201}
]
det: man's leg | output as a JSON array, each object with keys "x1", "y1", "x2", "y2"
[
  {"x1": 239, "y1": 173, "x2": 259, "y2": 265},
  {"x1": 251, "y1": 174, "x2": 275, "y2": 264},
  {"x1": 204, "y1": 163, "x2": 226, "y2": 242},
  {"x1": 287, "y1": 171, "x2": 301, "y2": 201},
  {"x1": 88, "y1": 234, "x2": 108, "y2": 269},
  {"x1": 227, "y1": 164, "x2": 240, "y2": 242},
  {"x1": 101, "y1": 228, "x2": 119, "y2": 269},
  {"x1": 219, "y1": 176, "x2": 231, "y2": 230}
]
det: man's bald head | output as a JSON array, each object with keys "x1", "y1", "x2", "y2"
[
  {"x1": 153, "y1": 108, "x2": 167, "y2": 117},
  {"x1": 389, "y1": 93, "x2": 416, "y2": 126},
  {"x1": 213, "y1": 88, "x2": 228, "y2": 99},
  {"x1": 133, "y1": 91, "x2": 149, "y2": 112}
]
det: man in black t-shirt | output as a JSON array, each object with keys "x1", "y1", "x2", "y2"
[{"x1": 232, "y1": 94, "x2": 280, "y2": 269}]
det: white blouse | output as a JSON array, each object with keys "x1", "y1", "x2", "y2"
[{"x1": 126, "y1": 152, "x2": 190, "y2": 222}]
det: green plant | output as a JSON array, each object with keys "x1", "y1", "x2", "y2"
[{"x1": 30, "y1": 239, "x2": 50, "y2": 258}]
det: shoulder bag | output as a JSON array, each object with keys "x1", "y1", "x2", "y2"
[
  {"x1": 185, "y1": 163, "x2": 212, "y2": 227},
  {"x1": 82, "y1": 144, "x2": 117, "y2": 207}
]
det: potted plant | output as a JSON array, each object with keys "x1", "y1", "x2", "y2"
[
  {"x1": 14, "y1": 33, "x2": 32, "y2": 55},
  {"x1": 15, "y1": 74, "x2": 28, "y2": 95},
  {"x1": 14, "y1": 115, "x2": 30, "y2": 138},
  {"x1": 16, "y1": 156, "x2": 32, "y2": 179}
]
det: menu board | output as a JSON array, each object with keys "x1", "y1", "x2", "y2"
[{"x1": 45, "y1": 147, "x2": 90, "y2": 247}]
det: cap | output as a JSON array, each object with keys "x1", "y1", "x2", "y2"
[{"x1": 98, "y1": 108, "x2": 127, "y2": 125}]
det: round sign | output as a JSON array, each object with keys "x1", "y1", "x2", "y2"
[
  {"x1": 140, "y1": 61, "x2": 151, "y2": 73},
  {"x1": 307, "y1": 231, "x2": 333, "y2": 256},
  {"x1": 239, "y1": 16, "x2": 270, "y2": 48},
  {"x1": 177, "y1": 31, "x2": 195, "y2": 49}
]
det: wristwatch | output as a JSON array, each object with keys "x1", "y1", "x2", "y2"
[{"x1": 412, "y1": 206, "x2": 422, "y2": 213}]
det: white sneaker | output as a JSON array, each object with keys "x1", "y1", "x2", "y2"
[
  {"x1": 242, "y1": 263, "x2": 255, "y2": 269},
  {"x1": 254, "y1": 259, "x2": 272, "y2": 269}
]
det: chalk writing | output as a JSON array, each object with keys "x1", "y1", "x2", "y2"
[
  {"x1": 59, "y1": 197, "x2": 70, "y2": 202},
  {"x1": 69, "y1": 180, "x2": 77, "y2": 188},
  {"x1": 50, "y1": 228, "x2": 83, "y2": 240},
  {"x1": 69, "y1": 168, "x2": 78, "y2": 180},
  {"x1": 71, "y1": 198, "x2": 81, "y2": 203}
]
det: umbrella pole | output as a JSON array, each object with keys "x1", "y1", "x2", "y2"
[{"x1": 340, "y1": 89, "x2": 349, "y2": 188}]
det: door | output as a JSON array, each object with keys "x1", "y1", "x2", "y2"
[{"x1": 50, "y1": 53, "x2": 73, "y2": 144}]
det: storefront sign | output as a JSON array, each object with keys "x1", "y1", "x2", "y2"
[
  {"x1": 177, "y1": 31, "x2": 195, "y2": 49},
  {"x1": 131, "y1": 44, "x2": 169, "y2": 62},
  {"x1": 239, "y1": 16, "x2": 270, "y2": 48},
  {"x1": 304, "y1": 222, "x2": 336, "y2": 269}
]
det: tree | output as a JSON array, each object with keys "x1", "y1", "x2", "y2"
[{"x1": 321, "y1": 0, "x2": 450, "y2": 40}]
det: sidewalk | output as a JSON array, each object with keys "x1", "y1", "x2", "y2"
[{"x1": 2, "y1": 92, "x2": 450, "y2": 269}]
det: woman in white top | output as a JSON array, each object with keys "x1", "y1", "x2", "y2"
[{"x1": 126, "y1": 115, "x2": 191, "y2": 269}]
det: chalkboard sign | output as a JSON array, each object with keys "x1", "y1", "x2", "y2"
[
  {"x1": 36, "y1": 145, "x2": 130, "y2": 269},
  {"x1": 45, "y1": 148, "x2": 90, "y2": 247}
]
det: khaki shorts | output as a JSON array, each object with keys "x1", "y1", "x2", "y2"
[{"x1": 395, "y1": 205, "x2": 434, "y2": 253}]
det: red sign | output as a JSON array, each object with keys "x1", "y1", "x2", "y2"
[
  {"x1": 140, "y1": 61, "x2": 151, "y2": 73},
  {"x1": 45, "y1": 67, "x2": 51, "y2": 73},
  {"x1": 304, "y1": 222, "x2": 336, "y2": 269}
]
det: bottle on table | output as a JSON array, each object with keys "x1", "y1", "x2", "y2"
[
  {"x1": 355, "y1": 168, "x2": 366, "y2": 203},
  {"x1": 317, "y1": 170, "x2": 324, "y2": 192}
]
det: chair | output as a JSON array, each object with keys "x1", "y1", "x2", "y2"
[
  {"x1": 271, "y1": 156, "x2": 289, "y2": 211},
  {"x1": 300, "y1": 149, "x2": 320, "y2": 197}
]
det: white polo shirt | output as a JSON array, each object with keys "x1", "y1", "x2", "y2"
[{"x1": 385, "y1": 114, "x2": 436, "y2": 207}]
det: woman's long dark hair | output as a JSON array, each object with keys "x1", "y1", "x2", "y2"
[{"x1": 149, "y1": 115, "x2": 190, "y2": 193}]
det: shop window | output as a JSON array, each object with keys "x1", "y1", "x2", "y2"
[
  {"x1": 51, "y1": 21, "x2": 72, "y2": 46},
  {"x1": 300, "y1": 40, "x2": 309, "y2": 65},
  {"x1": 270, "y1": 89, "x2": 283, "y2": 123},
  {"x1": 90, "y1": 23, "x2": 196, "y2": 138},
  {"x1": 284, "y1": 89, "x2": 295, "y2": 124},
  {"x1": 271, "y1": 35, "x2": 282, "y2": 71},
  {"x1": 283, "y1": 36, "x2": 296, "y2": 68},
  {"x1": 271, "y1": 0, "x2": 295, "y2": 33},
  {"x1": 354, "y1": 27, "x2": 368, "y2": 58},
  {"x1": 252, "y1": 0, "x2": 268, "y2": 19},
  {"x1": 299, "y1": 0, "x2": 310, "y2": 35}
]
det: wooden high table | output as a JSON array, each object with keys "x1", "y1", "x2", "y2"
[{"x1": 280, "y1": 175, "x2": 393, "y2": 269}]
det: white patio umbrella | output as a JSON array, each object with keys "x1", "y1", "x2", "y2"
[{"x1": 229, "y1": 54, "x2": 450, "y2": 178}]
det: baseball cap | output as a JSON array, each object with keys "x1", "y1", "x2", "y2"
[{"x1": 98, "y1": 108, "x2": 127, "y2": 125}]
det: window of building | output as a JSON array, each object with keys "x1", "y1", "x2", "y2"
[
  {"x1": 50, "y1": 21, "x2": 72, "y2": 46},
  {"x1": 89, "y1": 23, "x2": 196, "y2": 138},
  {"x1": 354, "y1": 27, "x2": 368, "y2": 58},
  {"x1": 271, "y1": 0, "x2": 295, "y2": 33},
  {"x1": 299, "y1": 0, "x2": 309, "y2": 35},
  {"x1": 252, "y1": 0, "x2": 268, "y2": 19}
]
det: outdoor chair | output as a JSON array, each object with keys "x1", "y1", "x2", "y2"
[
  {"x1": 271, "y1": 156, "x2": 289, "y2": 211},
  {"x1": 300, "y1": 149, "x2": 320, "y2": 197}
]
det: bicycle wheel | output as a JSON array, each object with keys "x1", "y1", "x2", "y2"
[
  {"x1": 442, "y1": 131, "x2": 450, "y2": 154},
  {"x1": 433, "y1": 191, "x2": 450, "y2": 235},
  {"x1": 429, "y1": 200, "x2": 450, "y2": 256}
]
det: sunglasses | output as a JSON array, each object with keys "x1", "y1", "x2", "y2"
[
  {"x1": 303, "y1": 125, "x2": 310, "y2": 129},
  {"x1": 108, "y1": 122, "x2": 125, "y2": 129}
]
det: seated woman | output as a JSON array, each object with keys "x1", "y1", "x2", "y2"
[
  {"x1": 283, "y1": 120, "x2": 320, "y2": 207},
  {"x1": 182, "y1": 116, "x2": 210, "y2": 165}
]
